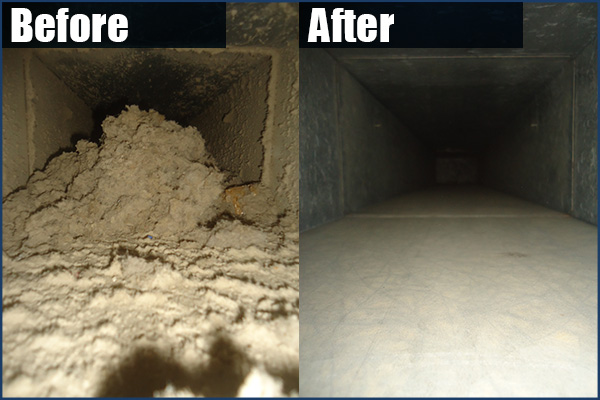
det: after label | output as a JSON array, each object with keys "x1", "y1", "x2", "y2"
[{"x1": 308, "y1": 8, "x2": 395, "y2": 43}]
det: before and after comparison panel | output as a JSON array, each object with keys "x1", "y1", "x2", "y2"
[{"x1": 1, "y1": 2, "x2": 598, "y2": 398}]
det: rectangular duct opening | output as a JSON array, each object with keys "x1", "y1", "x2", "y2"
[{"x1": 4, "y1": 48, "x2": 271, "y2": 196}]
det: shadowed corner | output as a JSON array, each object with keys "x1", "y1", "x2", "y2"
[
  {"x1": 94, "y1": 334, "x2": 257, "y2": 398},
  {"x1": 266, "y1": 363, "x2": 300, "y2": 395},
  {"x1": 186, "y1": 334, "x2": 253, "y2": 397},
  {"x1": 94, "y1": 345, "x2": 187, "y2": 397}
]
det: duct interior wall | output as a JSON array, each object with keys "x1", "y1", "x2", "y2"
[
  {"x1": 338, "y1": 65, "x2": 435, "y2": 214},
  {"x1": 483, "y1": 63, "x2": 574, "y2": 214},
  {"x1": 2, "y1": 49, "x2": 94, "y2": 196},
  {"x1": 299, "y1": 49, "x2": 343, "y2": 231},
  {"x1": 483, "y1": 39, "x2": 598, "y2": 225},
  {"x1": 190, "y1": 61, "x2": 270, "y2": 186},
  {"x1": 572, "y1": 39, "x2": 598, "y2": 224},
  {"x1": 299, "y1": 49, "x2": 434, "y2": 232},
  {"x1": 301, "y1": 3, "x2": 597, "y2": 228}
]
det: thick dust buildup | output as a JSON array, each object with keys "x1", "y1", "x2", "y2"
[
  {"x1": 5, "y1": 106, "x2": 227, "y2": 254},
  {"x1": 2, "y1": 106, "x2": 299, "y2": 397}
]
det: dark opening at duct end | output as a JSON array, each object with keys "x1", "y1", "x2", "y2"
[
  {"x1": 33, "y1": 48, "x2": 272, "y2": 186},
  {"x1": 435, "y1": 147, "x2": 481, "y2": 185}
]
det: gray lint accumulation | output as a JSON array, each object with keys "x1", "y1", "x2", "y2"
[{"x1": 2, "y1": 106, "x2": 299, "y2": 397}]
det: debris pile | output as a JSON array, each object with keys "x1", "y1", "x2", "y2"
[{"x1": 2, "y1": 106, "x2": 299, "y2": 397}]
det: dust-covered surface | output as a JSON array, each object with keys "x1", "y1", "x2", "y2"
[
  {"x1": 300, "y1": 188, "x2": 597, "y2": 397},
  {"x1": 2, "y1": 107, "x2": 299, "y2": 397}
]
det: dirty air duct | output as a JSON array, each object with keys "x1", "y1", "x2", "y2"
[
  {"x1": 2, "y1": 4, "x2": 300, "y2": 397},
  {"x1": 7, "y1": 48, "x2": 271, "y2": 188}
]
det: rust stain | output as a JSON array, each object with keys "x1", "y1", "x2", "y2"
[{"x1": 223, "y1": 184, "x2": 257, "y2": 216}]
